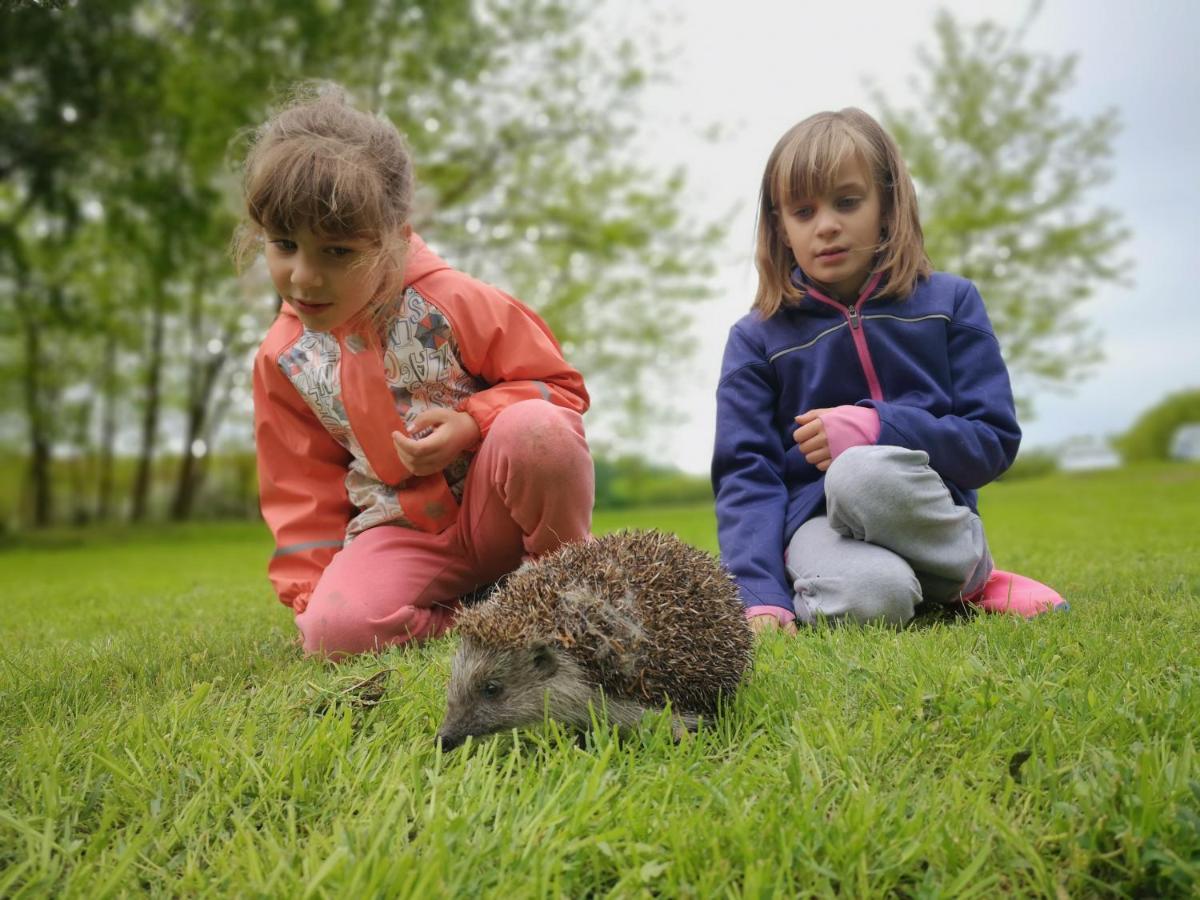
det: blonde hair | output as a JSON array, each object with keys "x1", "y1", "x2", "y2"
[
  {"x1": 232, "y1": 83, "x2": 413, "y2": 322},
  {"x1": 753, "y1": 108, "x2": 931, "y2": 317}
]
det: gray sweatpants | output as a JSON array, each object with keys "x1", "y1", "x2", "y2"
[{"x1": 786, "y1": 445, "x2": 993, "y2": 625}]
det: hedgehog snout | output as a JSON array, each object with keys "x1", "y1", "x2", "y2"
[
  {"x1": 438, "y1": 640, "x2": 594, "y2": 746},
  {"x1": 436, "y1": 701, "x2": 497, "y2": 751}
]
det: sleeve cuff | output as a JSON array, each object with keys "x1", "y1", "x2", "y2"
[
  {"x1": 820, "y1": 405, "x2": 881, "y2": 460},
  {"x1": 746, "y1": 605, "x2": 797, "y2": 625}
]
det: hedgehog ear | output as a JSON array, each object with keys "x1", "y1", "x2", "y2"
[{"x1": 530, "y1": 641, "x2": 558, "y2": 676}]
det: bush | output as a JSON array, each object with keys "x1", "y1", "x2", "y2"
[
  {"x1": 1115, "y1": 388, "x2": 1200, "y2": 463},
  {"x1": 593, "y1": 455, "x2": 712, "y2": 509},
  {"x1": 997, "y1": 447, "x2": 1059, "y2": 481},
  {"x1": 0, "y1": 451, "x2": 260, "y2": 529}
]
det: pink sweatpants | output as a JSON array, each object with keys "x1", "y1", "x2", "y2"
[{"x1": 295, "y1": 400, "x2": 593, "y2": 658}]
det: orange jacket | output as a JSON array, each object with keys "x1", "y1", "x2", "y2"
[{"x1": 253, "y1": 234, "x2": 589, "y2": 612}]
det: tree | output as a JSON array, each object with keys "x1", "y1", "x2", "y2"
[
  {"x1": 0, "y1": 0, "x2": 164, "y2": 525},
  {"x1": 1115, "y1": 388, "x2": 1200, "y2": 463},
  {"x1": 872, "y1": 7, "x2": 1129, "y2": 411},
  {"x1": 1, "y1": 0, "x2": 718, "y2": 526},
  {"x1": 400, "y1": 4, "x2": 720, "y2": 442}
]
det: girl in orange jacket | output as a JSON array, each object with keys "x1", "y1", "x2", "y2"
[{"x1": 237, "y1": 85, "x2": 594, "y2": 657}]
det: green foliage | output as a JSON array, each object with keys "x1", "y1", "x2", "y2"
[
  {"x1": 0, "y1": 447, "x2": 718, "y2": 528},
  {"x1": 593, "y1": 456, "x2": 711, "y2": 510},
  {"x1": 0, "y1": 0, "x2": 718, "y2": 518},
  {"x1": 1, "y1": 465, "x2": 1198, "y2": 894},
  {"x1": 996, "y1": 446, "x2": 1059, "y2": 482},
  {"x1": 873, "y1": 8, "x2": 1129, "y2": 410},
  {"x1": 1115, "y1": 388, "x2": 1200, "y2": 463},
  {"x1": 0, "y1": 452, "x2": 259, "y2": 530}
]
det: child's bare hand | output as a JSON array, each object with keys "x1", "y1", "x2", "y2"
[
  {"x1": 748, "y1": 614, "x2": 797, "y2": 635},
  {"x1": 793, "y1": 408, "x2": 833, "y2": 471},
  {"x1": 392, "y1": 409, "x2": 481, "y2": 477}
]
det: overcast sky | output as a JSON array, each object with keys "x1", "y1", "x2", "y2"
[{"x1": 612, "y1": 0, "x2": 1200, "y2": 473}]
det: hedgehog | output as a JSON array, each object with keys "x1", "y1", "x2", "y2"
[{"x1": 436, "y1": 529, "x2": 753, "y2": 750}]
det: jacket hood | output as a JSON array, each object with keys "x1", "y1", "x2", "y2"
[{"x1": 400, "y1": 232, "x2": 453, "y2": 285}]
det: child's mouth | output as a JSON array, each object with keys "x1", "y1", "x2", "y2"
[{"x1": 292, "y1": 297, "x2": 332, "y2": 313}]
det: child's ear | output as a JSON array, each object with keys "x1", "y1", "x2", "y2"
[{"x1": 776, "y1": 215, "x2": 792, "y2": 248}]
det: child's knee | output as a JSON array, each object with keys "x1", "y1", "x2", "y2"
[
  {"x1": 800, "y1": 555, "x2": 920, "y2": 626},
  {"x1": 826, "y1": 445, "x2": 926, "y2": 499},
  {"x1": 490, "y1": 398, "x2": 583, "y2": 444},
  {"x1": 848, "y1": 567, "x2": 921, "y2": 625},
  {"x1": 824, "y1": 444, "x2": 931, "y2": 533},
  {"x1": 488, "y1": 400, "x2": 589, "y2": 477}
]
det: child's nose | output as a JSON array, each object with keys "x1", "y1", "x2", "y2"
[
  {"x1": 290, "y1": 256, "x2": 322, "y2": 288},
  {"x1": 815, "y1": 209, "x2": 840, "y2": 236}
]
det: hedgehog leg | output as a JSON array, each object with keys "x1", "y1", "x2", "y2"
[
  {"x1": 671, "y1": 712, "x2": 701, "y2": 740},
  {"x1": 599, "y1": 697, "x2": 703, "y2": 742},
  {"x1": 596, "y1": 695, "x2": 655, "y2": 731}
]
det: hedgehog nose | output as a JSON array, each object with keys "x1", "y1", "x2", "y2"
[{"x1": 436, "y1": 732, "x2": 463, "y2": 752}]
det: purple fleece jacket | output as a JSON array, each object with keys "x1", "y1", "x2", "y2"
[{"x1": 711, "y1": 271, "x2": 1020, "y2": 617}]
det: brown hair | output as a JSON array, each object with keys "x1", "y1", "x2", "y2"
[
  {"x1": 232, "y1": 83, "x2": 414, "y2": 315},
  {"x1": 752, "y1": 107, "x2": 931, "y2": 317}
]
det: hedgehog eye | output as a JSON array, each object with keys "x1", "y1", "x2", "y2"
[{"x1": 480, "y1": 680, "x2": 503, "y2": 699}]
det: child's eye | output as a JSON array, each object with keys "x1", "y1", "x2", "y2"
[
  {"x1": 836, "y1": 197, "x2": 862, "y2": 210},
  {"x1": 792, "y1": 206, "x2": 814, "y2": 220},
  {"x1": 325, "y1": 246, "x2": 354, "y2": 258},
  {"x1": 269, "y1": 239, "x2": 297, "y2": 252}
]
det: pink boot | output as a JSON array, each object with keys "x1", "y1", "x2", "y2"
[{"x1": 965, "y1": 569, "x2": 1068, "y2": 617}]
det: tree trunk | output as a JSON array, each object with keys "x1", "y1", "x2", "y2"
[
  {"x1": 196, "y1": 360, "x2": 241, "y2": 515},
  {"x1": 20, "y1": 303, "x2": 54, "y2": 527},
  {"x1": 169, "y1": 346, "x2": 231, "y2": 520},
  {"x1": 130, "y1": 290, "x2": 166, "y2": 522},
  {"x1": 6, "y1": 215, "x2": 58, "y2": 528},
  {"x1": 169, "y1": 388, "x2": 204, "y2": 523},
  {"x1": 68, "y1": 398, "x2": 94, "y2": 525},
  {"x1": 169, "y1": 284, "x2": 234, "y2": 520},
  {"x1": 96, "y1": 332, "x2": 118, "y2": 521}
]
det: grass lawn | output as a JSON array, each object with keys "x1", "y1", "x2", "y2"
[{"x1": 1, "y1": 464, "x2": 1198, "y2": 897}]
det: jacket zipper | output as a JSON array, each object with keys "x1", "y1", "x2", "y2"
[{"x1": 805, "y1": 272, "x2": 884, "y2": 402}]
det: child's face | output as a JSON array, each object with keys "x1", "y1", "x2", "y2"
[
  {"x1": 778, "y1": 157, "x2": 882, "y2": 301},
  {"x1": 264, "y1": 226, "x2": 384, "y2": 331}
]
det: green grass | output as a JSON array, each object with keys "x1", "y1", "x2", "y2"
[{"x1": 1, "y1": 465, "x2": 1198, "y2": 897}]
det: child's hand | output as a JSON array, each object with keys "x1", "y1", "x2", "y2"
[
  {"x1": 749, "y1": 614, "x2": 797, "y2": 635},
  {"x1": 392, "y1": 409, "x2": 481, "y2": 477},
  {"x1": 794, "y1": 408, "x2": 833, "y2": 471}
]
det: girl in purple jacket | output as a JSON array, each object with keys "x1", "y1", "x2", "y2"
[{"x1": 712, "y1": 108, "x2": 1065, "y2": 633}]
